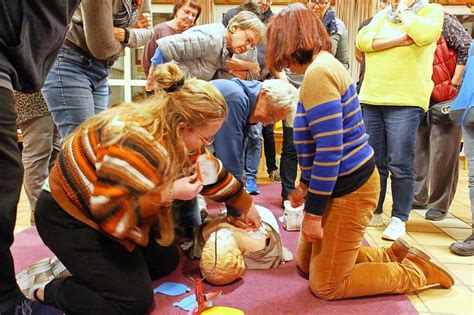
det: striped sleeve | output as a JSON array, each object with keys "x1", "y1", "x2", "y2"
[
  {"x1": 299, "y1": 64, "x2": 344, "y2": 216},
  {"x1": 200, "y1": 159, "x2": 253, "y2": 216},
  {"x1": 90, "y1": 128, "x2": 168, "y2": 240}
]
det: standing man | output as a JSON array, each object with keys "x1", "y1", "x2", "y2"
[{"x1": 0, "y1": 2, "x2": 80, "y2": 314}]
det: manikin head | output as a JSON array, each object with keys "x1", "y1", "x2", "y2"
[
  {"x1": 199, "y1": 206, "x2": 280, "y2": 285},
  {"x1": 200, "y1": 228, "x2": 245, "y2": 285}
]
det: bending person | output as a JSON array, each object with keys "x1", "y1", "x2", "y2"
[
  {"x1": 34, "y1": 63, "x2": 261, "y2": 314},
  {"x1": 146, "y1": 10, "x2": 264, "y2": 89},
  {"x1": 266, "y1": 4, "x2": 453, "y2": 301}
]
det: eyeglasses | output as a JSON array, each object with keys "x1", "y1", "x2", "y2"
[
  {"x1": 191, "y1": 128, "x2": 215, "y2": 146},
  {"x1": 308, "y1": 0, "x2": 328, "y2": 6},
  {"x1": 243, "y1": 29, "x2": 257, "y2": 49}
]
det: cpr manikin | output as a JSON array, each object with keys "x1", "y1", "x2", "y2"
[{"x1": 191, "y1": 206, "x2": 292, "y2": 285}]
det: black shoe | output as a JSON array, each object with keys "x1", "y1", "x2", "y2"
[
  {"x1": 412, "y1": 204, "x2": 428, "y2": 210},
  {"x1": 425, "y1": 208, "x2": 447, "y2": 221},
  {"x1": 3, "y1": 299, "x2": 63, "y2": 315},
  {"x1": 449, "y1": 233, "x2": 474, "y2": 256}
]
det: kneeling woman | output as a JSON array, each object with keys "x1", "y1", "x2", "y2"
[
  {"x1": 34, "y1": 63, "x2": 261, "y2": 314},
  {"x1": 265, "y1": 4, "x2": 454, "y2": 301}
]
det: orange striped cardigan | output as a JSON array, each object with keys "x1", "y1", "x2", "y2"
[{"x1": 49, "y1": 124, "x2": 253, "y2": 251}]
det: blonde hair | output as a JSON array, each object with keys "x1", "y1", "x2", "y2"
[
  {"x1": 228, "y1": 11, "x2": 266, "y2": 42},
  {"x1": 262, "y1": 79, "x2": 299, "y2": 127},
  {"x1": 67, "y1": 63, "x2": 227, "y2": 246},
  {"x1": 200, "y1": 229, "x2": 245, "y2": 285}
]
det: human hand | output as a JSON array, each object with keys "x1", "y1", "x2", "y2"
[
  {"x1": 171, "y1": 174, "x2": 203, "y2": 200},
  {"x1": 301, "y1": 212, "x2": 323, "y2": 242},
  {"x1": 227, "y1": 203, "x2": 261, "y2": 230},
  {"x1": 132, "y1": 13, "x2": 152, "y2": 29},
  {"x1": 113, "y1": 27, "x2": 126, "y2": 42},
  {"x1": 288, "y1": 184, "x2": 307, "y2": 208},
  {"x1": 398, "y1": 33, "x2": 414, "y2": 46}
]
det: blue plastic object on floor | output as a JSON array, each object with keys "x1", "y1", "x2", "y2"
[
  {"x1": 173, "y1": 294, "x2": 197, "y2": 311},
  {"x1": 153, "y1": 282, "x2": 191, "y2": 296}
]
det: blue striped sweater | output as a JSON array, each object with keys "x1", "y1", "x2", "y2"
[{"x1": 294, "y1": 51, "x2": 374, "y2": 216}]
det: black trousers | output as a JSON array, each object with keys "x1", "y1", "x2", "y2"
[
  {"x1": 35, "y1": 191, "x2": 180, "y2": 315},
  {"x1": 280, "y1": 124, "x2": 298, "y2": 200},
  {"x1": 262, "y1": 124, "x2": 277, "y2": 173},
  {"x1": 0, "y1": 87, "x2": 25, "y2": 312}
]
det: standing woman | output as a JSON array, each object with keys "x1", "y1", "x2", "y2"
[
  {"x1": 266, "y1": 4, "x2": 453, "y2": 300},
  {"x1": 356, "y1": 0, "x2": 444, "y2": 240},
  {"x1": 33, "y1": 63, "x2": 261, "y2": 314},
  {"x1": 42, "y1": 0, "x2": 154, "y2": 141},
  {"x1": 142, "y1": 0, "x2": 202, "y2": 77},
  {"x1": 307, "y1": 0, "x2": 349, "y2": 69}
]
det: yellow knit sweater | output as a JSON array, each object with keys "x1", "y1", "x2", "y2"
[{"x1": 356, "y1": 4, "x2": 443, "y2": 110}]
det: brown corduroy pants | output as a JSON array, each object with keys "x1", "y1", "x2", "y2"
[{"x1": 297, "y1": 169, "x2": 427, "y2": 300}]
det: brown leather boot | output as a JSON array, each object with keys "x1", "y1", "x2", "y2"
[{"x1": 403, "y1": 247, "x2": 455, "y2": 288}]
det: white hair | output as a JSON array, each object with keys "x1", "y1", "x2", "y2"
[{"x1": 261, "y1": 79, "x2": 299, "y2": 127}]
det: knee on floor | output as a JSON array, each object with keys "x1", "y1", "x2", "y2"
[{"x1": 309, "y1": 281, "x2": 344, "y2": 301}]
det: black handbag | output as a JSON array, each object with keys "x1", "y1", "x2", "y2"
[{"x1": 428, "y1": 100, "x2": 453, "y2": 125}]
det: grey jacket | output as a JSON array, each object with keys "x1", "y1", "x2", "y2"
[
  {"x1": 331, "y1": 18, "x2": 350, "y2": 70},
  {"x1": 157, "y1": 23, "x2": 233, "y2": 81}
]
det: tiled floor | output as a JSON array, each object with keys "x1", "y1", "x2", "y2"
[
  {"x1": 14, "y1": 167, "x2": 474, "y2": 314},
  {"x1": 362, "y1": 168, "x2": 474, "y2": 315}
]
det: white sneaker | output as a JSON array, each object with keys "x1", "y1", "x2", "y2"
[
  {"x1": 369, "y1": 213, "x2": 384, "y2": 227},
  {"x1": 382, "y1": 217, "x2": 406, "y2": 241}
]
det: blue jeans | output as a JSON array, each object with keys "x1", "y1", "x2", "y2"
[
  {"x1": 363, "y1": 105, "x2": 424, "y2": 221},
  {"x1": 462, "y1": 126, "x2": 474, "y2": 223},
  {"x1": 42, "y1": 46, "x2": 110, "y2": 140},
  {"x1": 244, "y1": 123, "x2": 262, "y2": 180}
]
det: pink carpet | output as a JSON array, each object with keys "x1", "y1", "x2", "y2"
[{"x1": 12, "y1": 184, "x2": 417, "y2": 314}]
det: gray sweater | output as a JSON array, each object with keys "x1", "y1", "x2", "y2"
[{"x1": 67, "y1": 0, "x2": 153, "y2": 60}]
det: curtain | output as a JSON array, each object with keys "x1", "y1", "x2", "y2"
[
  {"x1": 197, "y1": 0, "x2": 214, "y2": 25},
  {"x1": 335, "y1": 0, "x2": 374, "y2": 80}
]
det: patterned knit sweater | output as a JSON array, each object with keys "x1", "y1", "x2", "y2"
[
  {"x1": 49, "y1": 123, "x2": 253, "y2": 251},
  {"x1": 294, "y1": 51, "x2": 375, "y2": 216}
]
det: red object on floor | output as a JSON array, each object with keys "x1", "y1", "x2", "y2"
[{"x1": 12, "y1": 184, "x2": 417, "y2": 314}]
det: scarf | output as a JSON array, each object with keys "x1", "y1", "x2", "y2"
[
  {"x1": 387, "y1": 0, "x2": 426, "y2": 24},
  {"x1": 114, "y1": 0, "x2": 139, "y2": 28},
  {"x1": 322, "y1": 9, "x2": 338, "y2": 36}
]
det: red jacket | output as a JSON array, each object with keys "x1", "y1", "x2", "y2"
[{"x1": 431, "y1": 35, "x2": 458, "y2": 103}]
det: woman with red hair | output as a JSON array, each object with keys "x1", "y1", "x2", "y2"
[{"x1": 265, "y1": 3, "x2": 454, "y2": 300}]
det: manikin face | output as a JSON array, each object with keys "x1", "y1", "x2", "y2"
[
  {"x1": 227, "y1": 27, "x2": 260, "y2": 55},
  {"x1": 181, "y1": 119, "x2": 223, "y2": 153},
  {"x1": 175, "y1": 2, "x2": 199, "y2": 30}
]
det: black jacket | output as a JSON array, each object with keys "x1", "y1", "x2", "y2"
[{"x1": 0, "y1": 0, "x2": 80, "y2": 92}]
